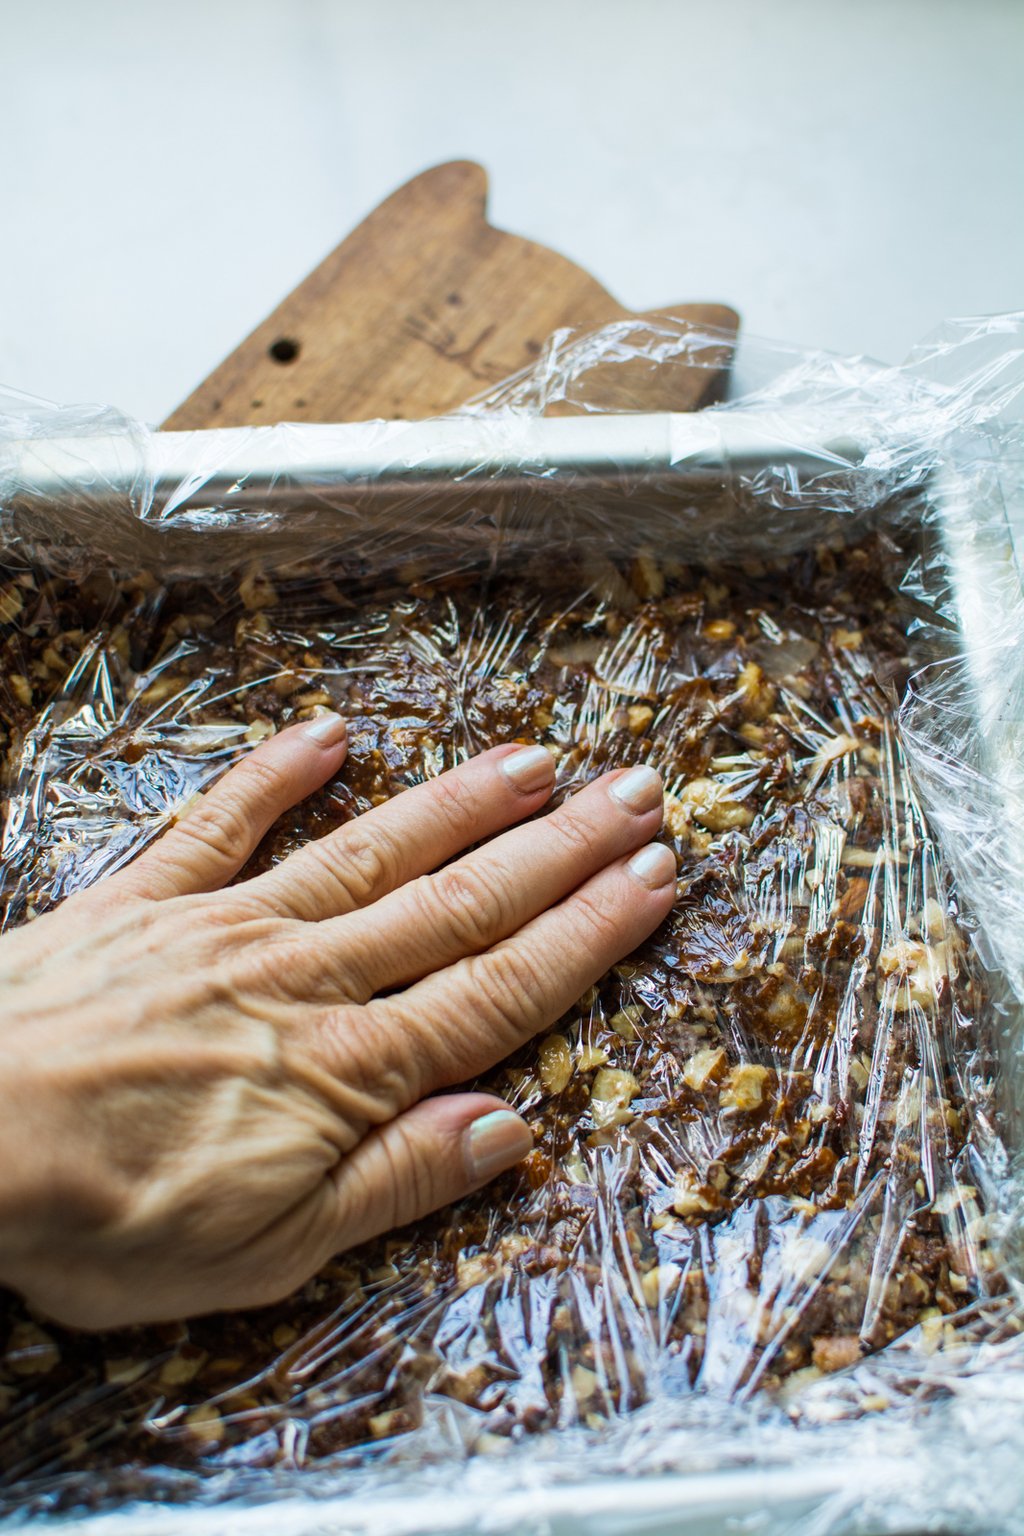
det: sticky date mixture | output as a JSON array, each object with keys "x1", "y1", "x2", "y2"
[{"x1": 0, "y1": 537, "x2": 1000, "y2": 1505}]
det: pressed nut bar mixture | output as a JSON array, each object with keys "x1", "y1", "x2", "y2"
[{"x1": 0, "y1": 536, "x2": 1003, "y2": 1510}]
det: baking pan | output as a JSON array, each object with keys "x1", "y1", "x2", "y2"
[{"x1": 4, "y1": 409, "x2": 1022, "y2": 1536}]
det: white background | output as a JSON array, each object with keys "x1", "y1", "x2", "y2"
[{"x1": 2, "y1": 0, "x2": 1021, "y2": 424}]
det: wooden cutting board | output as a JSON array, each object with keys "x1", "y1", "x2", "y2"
[{"x1": 163, "y1": 160, "x2": 738, "y2": 429}]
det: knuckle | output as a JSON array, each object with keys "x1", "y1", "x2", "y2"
[
  {"x1": 473, "y1": 945, "x2": 545, "y2": 1038},
  {"x1": 235, "y1": 751, "x2": 288, "y2": 803},
  {"x1": 365, "y1": 1136, "x2": 403, "y2": 1233},
  {"x1": 241, "y1": 928, "x2": 316, "y2": 998},
  {"x1": 172, "y1": 796, "x2": 254, "y2": 865},
  {"x1": 423, "y1": 861, "x2": 512, "y2": 952},
  {"x1": 314, "y1": 1005, "x2": 420, "y2": 1116},
  {"x1": 547, "y1": 804, "x2": 605, "y2": 864},
  {"x1": 337, "y1": 823, "x2": 403, "y2": 900},
  {"x1": 329, "y1": 941, "x2": 378, "y2": 1005},
  {"x1": 375, "y1": 1000, "x2": 467, "y2": 1097},
  {"x1": 303, "y1": 929, "x2": 378, "y2": 1005},
  {"x1": 305, "y1": 822, "x2": 403, "y2": 908},
  {"x1": 380, "y1": 1123, "x2": 435, "y2": 1228},
  {"x1": 426, "y1": 769, "x2": 478, "y2": 836},
  {"x1": 566, "y1": 886, "x2": 621, "y2": 950}
]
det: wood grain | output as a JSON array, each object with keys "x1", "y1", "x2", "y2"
[{"x1": 164, "y1": 161, "x2": 738, "y2": 429}]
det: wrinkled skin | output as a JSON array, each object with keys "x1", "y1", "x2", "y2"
[{"x1": 0, "y1": 716, "x2": 674, "y2": 1329}]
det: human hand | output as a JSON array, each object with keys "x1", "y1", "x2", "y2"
[{"x1": 0, "y1": 715, "x2": 675, "y2": 1330}]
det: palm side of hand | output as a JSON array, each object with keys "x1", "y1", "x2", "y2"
[{"x1": 0, "y1": 714, "x2": 674, "y2": 1329}]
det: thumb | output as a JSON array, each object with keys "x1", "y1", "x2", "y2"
[{"x1": 329, "y1": 1094, "x2": 533, "y2": 1250}]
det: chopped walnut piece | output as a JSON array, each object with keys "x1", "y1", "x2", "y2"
[
  {"x1": 272, "y1": 671, "x2": 304, "y2": 697},
  {"x1": 847, "y1": 1055, "x2": 872, "y2": 1093},
  {"x1": 292, "y1": 690, "x2": 333, "y2": 712},
  {"x1": 368, "y1": 1408, "x2": 415, "y2": 1440},
  {"x1": 676, "y1": 776, "x2": 753, "y2": 833},
  {"x1": 737, "y1": 660, "x2": 776, "y2": 719},
  {"x1": 5, "y1": 1321, "x2": 60, "y2": 1376},
  {"x1": 709, "y1": 751, "x2": 763, "y2": 772},
  {"x1": 811, "y1": 1335, "x2": 862, "y2": 1373},
  {"x1": 159, "y1": 1351, "x2": 208, "y2": 1387},
  {"x1": 138, "y1": 673, "x2": 186, "y2": 705},
  {"x1": 901, "y1": 1271, "x2": 930, "y2": 1307},
  {"x1": 932, "y1": 1183, "x2": 978, "y2": 1218},
  {"x1": 497, "y1": 1233, "x2": 533, "y2": 1263},
  {"x1": 0, "y1": 585, "x2": 24, "y2": 623},
  {"x1": 720, "y1": 1062, "x2": 769, "y2": 1112},
  {"x1": 576, "y1": 1038, "x2": 610, "y2": 1071},
  {"x1": 833, "y1": 876, "x2": 869, "y2": 921},
  {"x1": 671, "y1": 1169, "x2": 716, "y2": 1218},
  {"x1": 238, "y1": 568, "x2": 278, "y2": 611},
  {"x1": 877, "y1": 938, "x2": 953, "y2": 1011},
  {"x1": 104, "y1": 1358, "x2": 149, "y2": 1386},
  {"x1": 842, "y1": 845, "x2": 890, "y2": 869},
  {"x1": 609, "y1": 1005, "x2": 641, "y2": 1041},
  {"x1": 780, "y1": 1231, "x2": 834, "y2": 1285},
  {"x1": 639, "y1": 1264, "x2": 679, "y2": 1309},
  {"x1": 662, "y1": 793, "x2": 690, "y2": 840},
  {"x1": 916, "y1": 899, "x2": 948, "y2": 941},
  {"x1": 184, "y1": 1405, "x2": 224, "y2": 1444},
  {"x1": 590, "y1": 1068, "x2": 640, "y2": 1128},
  {"x1": 455, "y1": 1252, "x2": 499, "y2": 1290},
  {"x1": 439, "y1": 1362, "x2": 499, "y2": 1407},
  {"x1": 682, "y1": 1046, "x2": 726, "y2": 1092},
  {"x1": 739, "y1": 720, "x2": 767, "y2": 747},
  {"x1": 631, "y1": 551, "x2": 664, "y2": 599},
  {"x1": 812, "y1": 733, "x2": 863, "y2": 769},
  {"x1": 538, "y1": 1034, "x2": 573, "y2": 1094},
  {"x1": 570, "y1": 1364, "x2": 599, "y2": 1402},
  {"x1": 626, "y1": 704, "x2": 654, "y2": 736}
]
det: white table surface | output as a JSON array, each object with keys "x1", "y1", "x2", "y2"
[{"x1": 2, "y1": 0, "x2": 1021, "y2": 425}]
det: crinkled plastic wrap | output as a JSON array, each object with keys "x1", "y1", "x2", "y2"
[{"x1": 1, "y1": 315, "x2": 1024, "y2": 1536}]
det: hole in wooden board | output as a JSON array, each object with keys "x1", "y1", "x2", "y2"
[{"x1": 269, "y1": 337, "x2": 300, "y2": 363}]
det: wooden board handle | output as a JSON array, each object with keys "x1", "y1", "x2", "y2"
[{"x1": 164, "y1": 161, "x2": 738, "y2": 430}]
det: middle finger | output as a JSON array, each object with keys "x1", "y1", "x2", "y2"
[
  {"x1": 244, "y1": 743, "x2": 557, "y2": 921},
  {"x1": 316, "y1": 763, "x2": 666, "y2": 999}
]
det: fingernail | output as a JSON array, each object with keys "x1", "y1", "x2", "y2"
[
  {"x1": 466, "y1": 1110, "x2": 534, "y2": 1182},
  {"x1": 628, "y1": 842, "x2": 677, "y2": 889},
  {"x1": 304, "y1": 710, "x2": 347, "y2": 747},
  {"x1": 501, "y1": 744, "x2": 555, "y2": 795},
  {"x1": 610, "y1": 764, "x2": 663, "y2": 814}
]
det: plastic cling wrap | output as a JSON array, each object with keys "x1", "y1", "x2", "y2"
[{"x1": 1, "y1": 316, "x2": 1024, "y2": 1536}]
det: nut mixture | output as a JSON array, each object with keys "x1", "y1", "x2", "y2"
[{"x1": 0, "y1": 536, "x2": 1003, "y2": 1510}]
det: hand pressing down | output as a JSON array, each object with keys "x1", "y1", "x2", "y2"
[{"x1": 0, "y1": 714, "x2": 675, "y2": 1330}]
